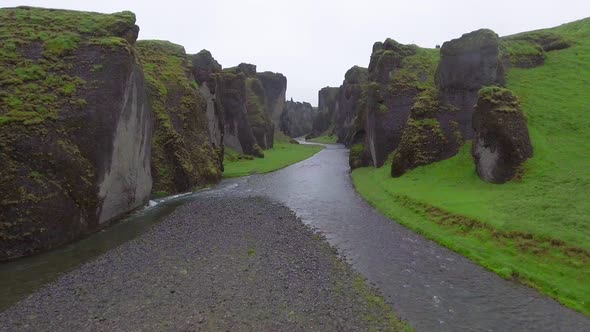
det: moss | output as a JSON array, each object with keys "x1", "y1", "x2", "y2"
[
  {"x1": 478, "y1": 86, "x2": 520, "y2": 110},
  {"x1": 0, "y1": 7, "x2": 135, "y2": 126},
  {"x1": 390, "y1": 47, "x2": 439, "y2": 93},
  {"x1": 137, "y1": 40, "x2": 221, "y2": 195},
  {"x1": 350, "y1": 143, "x2": 366, "y2": 169}
]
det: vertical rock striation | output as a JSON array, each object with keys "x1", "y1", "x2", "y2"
[
  {"x1": 0, "y1": 7, "x2": 152, "y2": 260},
  {"x1": 137, "y1": 41, "x2": 222, "y2": 197}
]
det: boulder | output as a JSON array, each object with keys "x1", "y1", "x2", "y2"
[
  {"x1": 280, "y1": 100, "x2": 316, "y2": 138},
  {"x1": 137, "y1": 41, "x2": 222, "y2": 197},
  {"x1": 0, "y1": 7, "x2": 152, "y2": 260},
  {"x1": 472, "y1": 86, "x2": 532, "y2": 183},
  {"x1": 391, "y1": 89, "x2": 463, "y2": 177}
]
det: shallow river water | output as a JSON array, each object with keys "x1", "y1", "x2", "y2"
[{"x1": 1, "y1": 143, "x2": 589, "y2": 331}]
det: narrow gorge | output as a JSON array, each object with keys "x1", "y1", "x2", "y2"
[{"x1": 1, "y1": 4, "x2": 589, "y2": 331}]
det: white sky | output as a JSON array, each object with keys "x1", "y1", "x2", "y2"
[{"x1": 3, "y1": 1, "x2": 589, "y2": 105}]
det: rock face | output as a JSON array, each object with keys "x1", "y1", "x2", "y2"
[
  {"x1": 216, "y1": 64, "x2": 283, "y2": 156},
  {"x1": 257, "y1": 71, "x2": 287, "y2": 125},
  {"x1": 280, "y1": 100, "x2": 316, "y2": 137},
  {"x1": 191, "y1": 50, "x2": 224, "y2": 168},
  {"x1": 0, "y1": 7, "x2": 152, "y2": 260},
  {"x1": 333, "y1": 66, "x2": 368, "y2": 145},
  {"x1": 309, "y1": 87, "x2": 339, "y2": 138},
  {"x1": 391, "y1": 29, "x2": 506, "y2": 176},
  {"x1": 437, "y1": 29, "x2": 504, "y2": 139},
  {"x1": 472, "y1": 87, "x2": 532, "y2": 183},
  {"x1": 137, "y1": 41, "x2": 222, "y2": 197},
  {"x1": 351, "y1": 39, "x2": 439, "y2": 169}
]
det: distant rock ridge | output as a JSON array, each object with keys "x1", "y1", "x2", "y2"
[{"x1": 280, "y1": 100, "x2": 316, "y2": 138}]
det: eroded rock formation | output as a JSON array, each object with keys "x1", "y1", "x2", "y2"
[
  {"x1": 334, "y1": 66, "x2": 368, "y2": 145},
  {"x1": 216, "y1": 64, "x2": 285, "y2": 156},
  {"x1": 280, "y1": 100, "x2": 316, "y2": 138},
  {"x1": 472, "y1": 87, "x2": 532, "y2": 183},
  {"x1": 137, "y1": 41, "x2": 222, "y2": 197},
  {"x1": 309, "y1": 87, "x2": 339, "y2": 138},
  {"x1": 0, "y1": 7, "x2": 152, "y2": 260}
]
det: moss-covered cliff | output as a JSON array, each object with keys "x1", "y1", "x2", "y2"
[
  {"x1": 136, "y1": 40, "x2": 222, "y2": 197},
  {"x1": 0, "y1": 7, "x2": 152, "y2": 260}
]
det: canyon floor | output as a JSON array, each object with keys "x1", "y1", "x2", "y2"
[{"x1": 0, "y1": 196, "x2": 404, "y2": 331}]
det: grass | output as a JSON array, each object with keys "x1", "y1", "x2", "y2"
[
  {"x1": 223, "y1": 142, "x2": 323, "y2": 178},
  {"x1": 307, "y1": 134, "x2": 338, "y2": 144},
  {"x1": 352, "y1": 17, "x2": 590, "y2": 315}
]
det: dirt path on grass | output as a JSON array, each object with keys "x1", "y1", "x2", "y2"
[{"x1": 0, "y1": 197, "x2": 404, "y2": 331}]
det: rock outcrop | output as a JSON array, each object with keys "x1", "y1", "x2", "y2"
[
  {"x1": 257, "y1": 71, "x2": 287, "y2": 125},
  {"x1": 0, "y1": 7, "x2": 152, "y2": 260},
  {"x1": 191, "y1": 50, "x2": 224, "y2": 168},
  {"x1": 472, "y1": 86, "x2": 532, "y2": 183},
  {"x1": 351, "y1": 39, "x2": 439, "y2": 169},
  {"x1": 137, "y1": 41, "x2": 222, "y2": 197},
  {"x1": 216, "y1": 64, "x2": 283, "y2": 156},
  {"x1": 309, "y1": 87, "x2": 339, "y2": 138},
  {"x1": 280, "y1": 100, "x2": 316, "y2": 137},
  {"x1": 391, "y1": 29, "x2": 506, "y2": 176},
  {"x1": 333, "y1": 66, "x2": 368, "y2": 145},
  {"x1": 436, "y1": 29, "x2": 505, "y2": 139}
]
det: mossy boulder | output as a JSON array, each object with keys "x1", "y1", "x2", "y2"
[
  {"x1": 280, "y1": 100, "x2": 315, "y2": 138},
  {"x1": 0, "y1": 7, "x2": 152, "y2": 260},
  {"x1": 390, "y1": 89, "x2": 463, "y2": 177},
  {"x1": 472, "y1": 87, "x2": 533, "y2": 183},
  {"x1": 137, "y1": 40, "x2": 222, "y2": 196}
]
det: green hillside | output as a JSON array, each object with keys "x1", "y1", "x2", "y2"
[{"x1": 352, "y1": 18, "x2": 590, "y2": 315}]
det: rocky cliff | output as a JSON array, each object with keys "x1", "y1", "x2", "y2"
[
  {"x1": 216, "y1": 63, "x2": 284, "y2": 156},
  {"x1": 350, "y1": 39, "x2": 439, "y2": 169},
  {"x1": 191, "y1": 49, "x2": 224, "y2": 159},
  {"x1": 280, "y1": 100, "x2": 316, "y2": 138},
  {"x1": 0, "y1": 7, "x2": 152, "y2": 260},
  {"x1": 309, "y1": 87, "x2": 339, "y2": 138},
  {"x1": 137, "y1": 41, "x2": 222, "y2": 197},
  {"x1": 333, "y1": 66, "x2": 368, "y2": 145}
]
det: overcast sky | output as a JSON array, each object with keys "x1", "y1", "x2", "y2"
[{"x1": 3, "y1": 1, "x2": 589, "y2": 105}]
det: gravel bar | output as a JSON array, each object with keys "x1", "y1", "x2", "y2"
[{"x1": 0, "y1": 196, "x2": 406, "y2": 331}]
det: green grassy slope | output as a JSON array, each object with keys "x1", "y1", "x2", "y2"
[
  {"x1": 307, "y1": 134, "x2": 338, "y2": 144},
  {"x1": 223, "y1": 142, "x2": 323, "y2": 178},
  {"x1": 352, "y1": 18, "x2": 590, "y2": 315}
]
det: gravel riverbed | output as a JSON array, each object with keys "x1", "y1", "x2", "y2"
[{"x1": 0, "y1": 196, "x2": 406, "y2": 331}]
